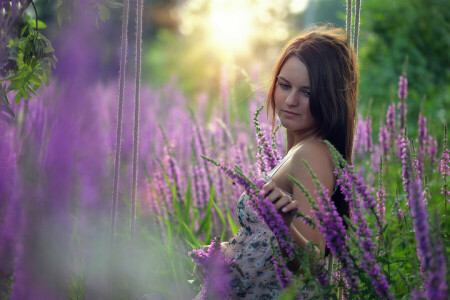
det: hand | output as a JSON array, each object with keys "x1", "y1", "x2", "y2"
[
  {"x1": 193, "y1": 242, "x2": 229, "y2": 283},
  {"x1": 262, "y1": 180, "x2": 299, "y2": 227}
]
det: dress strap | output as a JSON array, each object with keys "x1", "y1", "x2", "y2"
[{"x1": 267, "y1": 143, "x2": 303, "y2": 178}]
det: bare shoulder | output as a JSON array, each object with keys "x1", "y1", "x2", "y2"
[
  {"x1": 287, "y1": 140, "x2": 335, "y2": 188},
  {"x1": 292, "y1": 140, "x2": 334, "y2": 168}
]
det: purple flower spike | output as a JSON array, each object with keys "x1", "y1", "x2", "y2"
[
  {"x1": 440, "y1": 144, "x2": 449, "y2": 201},
  {"x1": 337, "y1": 167, "x2": 392, "y2": 298},
  {"x1": 271, "y1": 256, "x2": 293, "y2": 288},
  {"x1": 398, "y1": 75, "x2": 408, "y2": 100},
  {"x1": 379, "y1": 124, "x2": 390, "y2": 157},
  {"x1": 312, "y1": 186, "x2": 359, "y2": 293},
  {"x1": 409, "y1": 176, "x2": 432, "y2": 274},
  {"x1": 189, "y1": 237, "x2": 233, "y2": 299},
  {"x1": 400, "y1": 136, "x2": 411, "y2": 206},
  {"x1": 426, "y1": 229, "x2": 448, "y2": 300},
  {"x1": 386, "y1": 102, "x2": 397, "y2": 137}
]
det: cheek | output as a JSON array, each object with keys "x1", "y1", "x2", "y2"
[{"x1": 273, "y1": 87, "x2": 284, "y2": 108}]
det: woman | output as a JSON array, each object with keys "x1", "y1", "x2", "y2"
[{"x1": 194, "y1": 25, "x2": 358, "y2": 299}]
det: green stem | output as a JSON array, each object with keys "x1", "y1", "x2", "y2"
[{"x1": 31, "y1": 0, "x2": 38, "y2": 32}]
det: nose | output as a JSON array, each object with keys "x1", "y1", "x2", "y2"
[{"x1": 285, "y1": 91, "x2": 298, "y2": 107}]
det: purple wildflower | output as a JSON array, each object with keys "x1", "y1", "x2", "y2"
[
  {"x1": 312, "y1": 186, "x2": 359, "y2": 292},
  {"x1": 397, "y1": 74, "x2": 408, "y2": 131},
  {"x1": 398, "y1": 75, "x2": 408, "y2": 100},
  {"x1": 409, "y1": 175, "x2": 432, "y2": 274},
  {"x1": 440, "y1": 142, "x2": 449, "y2": 202},
  {"x1": 271, "y1": 256, "x2": 293, "y2": 288},
  {"x1": 426, "y1": 226, "x2": 448, "y2": 300},
  {"x1": 189, "y1": 237, "x2": 233, "y2": 299},
  {"x1": 397, "y1": 102, "x2": 407, "y2": 133},
  {"x1": 415, "y1": 111, "x2": 429, "y2": 178},
  {"x1": 165, "y1": 146, "x2": 184, "y2": 202},
  {"x1": 400, "y1": 135, "x2": 411, "y2": 206},
  {"x1": 353, "y1": 118, "x2": 366, "y2": 157},
  {"x1": 411, "y1": 288, "x2": 426, "y2": 300},
  {"x1": 386, "y1": 102, "x2": 397, "y2": 137},
  {"x1": 366, "y1": 116, "x2": 373, "y2": 153},
  {"x1": 376, "y1": 167, "x2": 387, "y2": 233},
  {"x1": 379, "y1": 124, "x2": 390, "y2": 157},
  {"x1": 337, "y1": 169, "x2": 392, "y2": 298},
  {"x1": 314, "y1": 259, "x2": 329, "y2": 287},
  {"x1": 208, "y1": 159, "x2": 296, "y2": 258},
  {"x1": 253, "y1": 106, "x2": 279, "y2": 174}
]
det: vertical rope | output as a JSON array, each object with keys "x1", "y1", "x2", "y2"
[
  {"x1": 131, "y1": 0, "x2": 143, "y2": 241},
  {"x1": 110, "y1": 0, "x2": 130, "y2": 245},
  {"x1": 353, "y1": 0, "x2": 361, "y2": 55},
  {"x1": 108, "y1": 0, "x2": 130, "y2": 297},
  {"x1": 346, "y1": 0, "x2": 353, "y2": 48}
]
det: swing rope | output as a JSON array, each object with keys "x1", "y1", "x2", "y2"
[
  {"x1": 346, "y1": 0, "x2": 362, "y2": 55},
  {"x1": 110, "y1": 0, "x2": 131, "y2": 245},
  {"x1": 353, "y1": 0, "x2": 361, "y2": 54},
  {"x1": 131, "y1": 0, "x2": 144, "y2": 241},
  {"x1": 346, "y1": 0, "x2": 353, "y2": 48}
]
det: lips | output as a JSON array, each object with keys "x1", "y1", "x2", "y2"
[{"x1": 282, "y1": 110, "x2": 299, "y2": 116}]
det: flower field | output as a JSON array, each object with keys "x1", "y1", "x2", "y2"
[{"x1": 0, "y1": 65, "x2": 448, "y2": 299}]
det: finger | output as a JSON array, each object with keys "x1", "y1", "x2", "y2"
[
  {"x1": 281, "y1": 200, "x2": 299, "y2": 213},
  {"x1": 262, "y1": 180, "x2": 275, "y2": 195},
  {"x1": 274, "y1": 195, "x2": 292, "y2": 210},
  {"x1": 266, "y1": 189, "x2": 283, "y2": 203}
]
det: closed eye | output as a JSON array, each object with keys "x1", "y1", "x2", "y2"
[
  {"x1": 278, "y1": 82, "x2": 290, "y2": 90},
  {"x1": 302, "y1": 90, "x2": 311, "y2": 98}
]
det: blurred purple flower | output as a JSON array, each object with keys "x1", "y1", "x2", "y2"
[
  {"x1": 398, "y1": 75, "x2": 408, "y2": 100},
  {"x1": 409, "y1": 175, "x2": 431, "y2": 274},
  {"x1": 386, "y1": 102, "x2": 397, "y2": 137},
  {"x1": 400, "y1": 136, "x2": 411, "y2": 206},
  {"x1": 440, "y1": 143, "x2": 449, "y2": 200},
  {"x1": 426, "y1": 226, "x2": 448, "y2": 300},
  {"x1": 379, "y1": 124, "x2": 390, "y2": 157},
  {"x1": 311, "y1": 181, "x2": 359, "y2": 293},
  {"x1": 189, "y1": 237, "x2": 233, "y2": 299},
  {"x1": 337, "y1": 167, "x2": 392, "y2": 298},
  {"x1": 271, "y1": 255, "x2": 293, "y2": 288}
]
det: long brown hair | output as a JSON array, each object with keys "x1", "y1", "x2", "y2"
[
  {"x1": 267, "y1": 25, "x2": 358, "y2": 164},
  {"x1": 267, "y1": 26, "x2": 359, "y2": 255}
]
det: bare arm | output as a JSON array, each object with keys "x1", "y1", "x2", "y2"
[{"x1": 263, "y1": 141, "x2": 335, "y2": 270}]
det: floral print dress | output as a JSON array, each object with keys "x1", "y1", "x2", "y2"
[{"x1": 221, "y1": 150, "x2": 299, "y2": 300}]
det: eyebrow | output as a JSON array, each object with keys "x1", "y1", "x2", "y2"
[{"x1": 277, "y1": 75, "x2": 310, "y2": 89}]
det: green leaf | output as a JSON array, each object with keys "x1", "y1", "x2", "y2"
[
  {"x1": 106, "y1": 0, "x2": 124, "y2": 8},
  {"x1": 25, "y1": 83, "x2": 38, "y2": 95},
  {"x1": 181, "y1": 221, "x2": 200, "y2": 249},
  {"x1": 227, "y1": 208, "x2": 239, "y2": 235},
  {"x1": 14, "y1": 93, "x2": 21, "y2": 105},
  {"x1": 98, "y1": 4, "x2": 110, "y2": 22},
  {"x1": 57, "y1": 12, "x2": 63, "y2": 27},
  {"x1": 29, "y1": 74, "x2": 42, "y2": 85},
  {"x1": 196, "y1": 187, "x2": 214, "y2": 238},
  {"x1": 212, "y1": 200, "x2": 226, "y2": 241},
  {"x1": 183, "y1": 181, "x2": 192, "y2": 222},
  {"x1": 36, "y1": 20, "x2": 47, "y2": 29}
]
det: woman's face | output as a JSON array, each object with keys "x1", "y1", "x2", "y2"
[{"x1": 274, "y1": 56, "x2": 316, "y2": 134}]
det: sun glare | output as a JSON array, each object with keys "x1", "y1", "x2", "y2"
[
  {"x1": 208, "y1": 0, "x2": 253, "y2": 57},
  {"x1": 179, "y1": 0, "x2": 309, "y2": 61}
]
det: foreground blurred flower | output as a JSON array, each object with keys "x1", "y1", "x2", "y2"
[
  {"x1": 440, "y1": 127, "x2": 449, "y2": 202},
  {"x1": 312, "y1": 184, "x2": 359, "y2": 293},
  {"x1": 189, "y1": 237, "x2": 233, "y2": 299}
]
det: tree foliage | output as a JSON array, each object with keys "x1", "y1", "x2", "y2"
[{"x1": 358, "y1": 0, "x2": 450, "y2": 125}]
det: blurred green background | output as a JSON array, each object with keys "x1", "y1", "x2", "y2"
[{"x1": 25, "y1": 0, "x2": 450, "y2": 133}]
